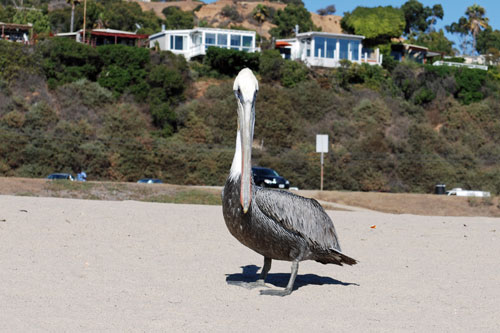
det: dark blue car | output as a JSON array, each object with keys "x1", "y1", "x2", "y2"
[{"x1": 252, "y1": 167, "x2": 290, "y2": 189}]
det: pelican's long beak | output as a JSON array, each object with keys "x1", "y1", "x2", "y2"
[{"x1": 238, "y1": 95, "x2": 255, "y2": 214}]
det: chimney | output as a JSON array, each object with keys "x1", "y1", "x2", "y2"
[
  {"x1": 161, "y1": 24, "x2": 165, "y2": 31},
  {"x1": 295, "y1": 24, "x2": 299, "y2": 36}
]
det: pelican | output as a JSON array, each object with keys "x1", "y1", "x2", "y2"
[{"x1": 222, "y1": 68, "x2": 357, "y2": 296}]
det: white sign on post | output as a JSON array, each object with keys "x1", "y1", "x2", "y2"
[
  {"x1": 316, "y1": 135, "x2": 329, "y2": 153},
  {"x1": 316, "y1": 134, "x2": 329, "y2": 191}
]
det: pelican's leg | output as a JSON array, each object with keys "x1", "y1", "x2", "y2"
[
  {"x1": 260, "y1": 260, "x2": 299, "y2": 296},
  {"x1": 258, "y1": 257, "x2": 272, "y2": 284},
  {"x1": 227, "y1": 257, "x2": 272, "y2": 289}
]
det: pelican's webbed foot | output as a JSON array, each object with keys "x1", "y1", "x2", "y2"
[
  {"x1": 260, "y1": 287, "x2": 292, "y2": 296},
  {"x1": 227, "y1": 279, "x2": 268, "y2": 290},
  {"x1": 260, "y1": 260, "x2": 299, "y2": 297}
]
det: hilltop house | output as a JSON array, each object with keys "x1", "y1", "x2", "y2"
[
  {"x1": 0, "y1": 22, "x2": 32, "y2": 44},
  {"x1": 56, "y1": 29, "x2": 149, "y2": 47},
  {"x1": 275, "y1": 31, "x2": 382, "y2": 68},
  {"x1": 149, "y1": 27, "x2": 257, "y2": 60}
]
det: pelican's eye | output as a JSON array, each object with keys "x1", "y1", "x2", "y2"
[{"x1": 234, "y1": 88, "x2": 242, "y2": 100}]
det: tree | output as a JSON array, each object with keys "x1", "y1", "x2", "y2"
[
  {"x1": 446, "y1": 16, "x2": 470, "y2": 55},
  {"x1": 465, "y1": 4, "x2": 489, "y2": 52},
  {"x1": 66, "y1": 0, "x2": 81, "y2": 33},
  {"x1": 270, "y1": 4, "x2": 319, "y2": 38},
  {"x1": 341, "y1": 6, "x2": 405, "y2": 47},
  {"x1": 401, "y1": 0, "x2": 443, "y2": 35},
  {"x1": 13, "y1": 9, "x2": 50, "y2": 34},
  {"x1": 0, "y1": 5, "x2": 16, "y2": 22},
  {"x1": 100, "y1": 1, "x2": 160, "y2": 34},
  {"x1": 446, "y1": 5, "x2": 489, "y2": 55},
  {"x1": 408, "y1": 29, "x2": 454, "y2": 55},
  {"x1": 252, "y1": 4, "x2": 269, "y2": 24},
  {"x1": 317, "y1": 5, "x2": 336, "y2": 16},
  {"x1": 162, "y1": 6, "x2": 194, "y2": 29},
  {"x1": 427, "y1": 4, "x2": 444, "y2": 32},
  {"x1": 476, "y1": 27, "x2": 500, "y2": 55}
]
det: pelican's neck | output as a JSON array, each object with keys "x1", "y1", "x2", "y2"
[{"x1": 229, "y1": 130, "x2": 242, "y2": 181}]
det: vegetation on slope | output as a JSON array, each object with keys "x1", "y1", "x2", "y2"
[{"x1": 1, "y1": 39, "x2": 500, "y2": 195}]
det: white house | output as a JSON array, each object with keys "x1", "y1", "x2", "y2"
[
  {"x1": 149, "y1": 27, "x2": 257, "y2": 60},
  {"x1": 275, "y1": 31, "x2": 383, "y2": 68}
]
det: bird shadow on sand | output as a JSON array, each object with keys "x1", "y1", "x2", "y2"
[{"x1": 226, "y1": 265, "x2": 358, "y2": 291}]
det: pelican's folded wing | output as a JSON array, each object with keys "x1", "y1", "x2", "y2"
[{"x1": 254, "y1": 187, "x2": 341, "y2": 251}]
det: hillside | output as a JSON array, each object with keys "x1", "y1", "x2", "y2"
[
  {"x1": 1, "y1": 38, "x2": 500, "y2": 195},
  {"x1": 132, "y1": 0, "x2": 342, "y2": 38}
]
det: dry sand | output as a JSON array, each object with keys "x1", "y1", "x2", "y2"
[{"x1": 0, "y1": 195, "x2": 499, "y2": 332}]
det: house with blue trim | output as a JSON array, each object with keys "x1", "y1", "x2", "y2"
[
  {"x1": 149, "y1": 27, "x2": 257, "y2": 60},
  {"x1": 275, "y1": 31, "x2": 382, "y2": 68}
]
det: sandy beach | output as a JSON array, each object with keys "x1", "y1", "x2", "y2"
[{"x1": 0, "y1": 195, "x2": 499, "y2": 332}]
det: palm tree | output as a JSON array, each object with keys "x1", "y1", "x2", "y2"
[
  {"x1": 252, "y1": 4, "x2": 269, "y2": 38},
  {"x1": 66, "y1": 0, "x2": 81, "y2": 33},
  {"x1": 252, "y1": 4, "x2": 269, "y2": 24},
  {"x1": 465, "y1": 4, "x2": 489, "y2": 52}
]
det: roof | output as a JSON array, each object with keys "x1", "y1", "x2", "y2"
[
  {"x1": 86, "y1": 29, "x2": 148, "y2": 39},
  {"x1": 149, "y1": 27, "x2": 256, "y2": 40},
  {"x1": 275, "y1": 41, "x2": 292, "y2": 47},
  {"x1": 404, "y1": 43, "x2": 429, "y2": 51},
  {"x1": 296, "y1": 31, "x2": 365, "y2": 40},
  {"x1": 56, "y1": 29, "x2": 148, "y2": 39},
  {"x1": 0, "y1": 22, "x2": 33, "y2": 30}
]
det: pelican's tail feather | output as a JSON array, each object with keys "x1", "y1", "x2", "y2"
[{"x1": 315, "y1": 250, "x2": 357, "y2": 266}]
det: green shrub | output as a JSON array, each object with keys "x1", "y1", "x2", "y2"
[
  {"x1": 445, "y1": 57, "x2": 466, "y2": 63},
  {"x1": 97, "y1": 44, "x2": 150, "y2": 99},
  {"x1": 259, "y1": 49, "x2": 284, "y2": 82},
  {"x1": 454, "y1": 68, "x2": 487, "y2": 104},
  {"x1": 221, "y1": 5, "x2": 243, "y2": 22},
  {"x1": 413, "y1": 87, "x2": 436, "y2": 105},
  {"x1": 37, "y1": 38, "x2": 102, "y2": 89},
  {"x1": 280, "y1": 60, "x2": 308, "y2": 87},
  {"x1": 203, "y1": 47, "x2": 260, "y2": 77},
  {"x1": 0, "y1": 41, "x2": 40, "y2": 81}
]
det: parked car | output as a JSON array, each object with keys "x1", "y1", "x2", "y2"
[
  {"x1": 47, "y1": 173, "x2": 74, "y2": 181},
  {"x1": 252, "y1": 167, "x2": 290, "y2": 189},
  {"x1": 446, "y1": 188, "x2": 491, "y2": 197},
  {"x1": 137, "y1": 178, "x2": 163, "y2": 184}
]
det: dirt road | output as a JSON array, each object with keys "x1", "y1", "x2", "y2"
[{"x1": 0, "y1": 195, "x2": 498, "y2": 332}]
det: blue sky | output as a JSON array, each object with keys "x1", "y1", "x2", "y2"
[
  {"x1": 304, "y1": 0, "x2": 499, "y2": 31},
  {"x1": 205, "y1": 1, "x2": 499, "y2": 48}
]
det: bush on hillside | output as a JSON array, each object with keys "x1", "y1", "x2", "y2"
[
  {"x1": 37, "y1": 38, "x2": 102, "y2": 89},
  {"x1": 280, "y1": 60, "x2": 308, "y2": 87},
  {"x1": 259, "y1": 49, "x2": 284, "y2": 82},
  {"x1": 203, "y1": 47, "x2": 259, "y2": 77},
  {"x1": 97, "y1": 44, "x2": 149, "y2": 99}
]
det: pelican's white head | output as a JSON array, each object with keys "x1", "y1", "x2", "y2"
[{"x1": 231, "y1": 68, "x2": 258, "y2": 213}]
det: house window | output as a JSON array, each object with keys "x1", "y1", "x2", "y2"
[
  {"x1": 350, "y1": 40, "x2": 360, "y2": 61},
  {"x1": 217, "y1": 33, "x2": 227, "y2": 47},
  {"x1": 231, "y1": 34, "x2": 241, "y2": 50},
  {"x1": 314, "y1": 36, "x2": 325, "y2": 58},
  {"x1": 339, "y1": 39, "x2": 349, "y2": 59},
  {"x1": 170, "y1": 35, "x2": 184, "y2": 50},
  {"x1": 206, "y1": 33, "x2": 216, "y2": 45},
  {"x1": 242, "y1": 35, "x2": 253, "y2": 52},
  {"x1": 194, "y1": 34, "x2": 202, "y2": 46},
  {"x1": 326, "y1": 38, "x2": 336, "y2": 58}
]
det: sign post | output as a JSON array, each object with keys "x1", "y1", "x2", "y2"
[{"x1": 316, "y1": 134, "x2": 329, "y2": 191}]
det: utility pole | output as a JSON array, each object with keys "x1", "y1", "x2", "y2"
[
  {"x1": 82, "y1": 0, "x2": 87, "y2": 44},
  {"x1": 316, "y1": 134, "x2": 328, "y2": 191}
]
